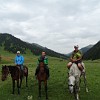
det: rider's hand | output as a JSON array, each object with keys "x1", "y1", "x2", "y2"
[{"x1": 72, "y1": 59, "x2": 77, "y2": 63}]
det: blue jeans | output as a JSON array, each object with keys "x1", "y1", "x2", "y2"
[
  {"x1": 20, "y1": 65, "x2": 23, "y2": 70},
  {"x1": 17, "y1": 64, "x2": 23, "y2": 70}
]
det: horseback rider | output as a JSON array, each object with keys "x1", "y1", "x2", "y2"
[
  {"x1": 35, "y1": 51, "x2": 50, "y2": 78},
  {"x1": 15, "y1": 51, "x2": 24, "y2": 75},
  {"x1": 67, "y1": 45, "x2": 84, "y2": 72}
]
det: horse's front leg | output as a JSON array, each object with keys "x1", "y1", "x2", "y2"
[
  {"x1": 44, "y1": 81, "x2": 48, "y2": 100},
  {"x1": 17, "y1": 79, "x2": 20, "y2": 95},
  {"x1": 74, "y1": 87, "x2": 79, "y2": 100},
  {"x1": 76, "y1": 93, "x2": 79, "y2": 100},
  {"x1": 74, "y1": 77, "x2": 80, "y2": 100},
  {"x1": 12, "y1": 79, "x2": 15, "y2": 94},
  {"x1": 38, "y1": 81, "x2": 41, "y2": 98}
]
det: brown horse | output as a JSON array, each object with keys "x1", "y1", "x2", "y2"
[
  {"x1": 36, "y1": 62, "x2": 48, "y2": 100},
  {"x1": 1, "y1": 65, "x2": 28, "y2": 94}
]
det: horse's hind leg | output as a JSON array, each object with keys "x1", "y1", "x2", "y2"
[
  {"x1": 44, "y1": 81, "x2": 48, "y2": 100},
  {"x1": 83, "y1": 73, "x2": 88, "y2": 92},
  {"x1": 12, "y1": 80, "x2": 15, "y2": 94},
  {"x1": 26, "y1": 75, "x2": 28, "y2": 87},
  {"x1": 20, "y1": 78, "x2": 22, "y2": 88},
  {"x1": 38, "y1": 81, "x2": 41, "y2": 98},
  {"x1": 17, "y1": 80, "x2": 20, "y2": 94}
]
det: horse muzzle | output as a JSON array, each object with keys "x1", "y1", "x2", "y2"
[
  {"x1": 1, "y1": 75, "x2": 7, "y2": 81},
  {"x1": 69, "y1": 84, "x2": 74, "y2": 93}
]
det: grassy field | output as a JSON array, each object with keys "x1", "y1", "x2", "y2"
[{"x1": 0, "y1": 53, "x2": 100, "y2": 100}]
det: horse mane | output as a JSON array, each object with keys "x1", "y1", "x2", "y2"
[
  {"x1": 6, "y1": 65, "x2": 20, "y2": 74},
  {"x1": 39, "y1": 62, "x2": 44, "y2": 67},
  {"x1": 4, "y1": 65, "x2": 28, "y2": 73}
]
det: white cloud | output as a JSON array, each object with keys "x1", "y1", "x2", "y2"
[{"x1": 0, "y1": 0, "x2": 100, "y2": 53}]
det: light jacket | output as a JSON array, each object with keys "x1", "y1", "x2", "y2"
[{"x1": 15, "y1": 55, "x2": 24, "y2": 65}]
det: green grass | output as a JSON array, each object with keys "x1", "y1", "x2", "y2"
[{"x1": 0, "y1": 55, "x2": 100, "y2": 100}]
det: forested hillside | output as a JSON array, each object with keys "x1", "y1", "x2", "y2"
[
  {"x1": 83, "y1": 41, "x2": 100, "y2": 60},
  {"x1": 0, "y1": 33, "x2": 67, "y2": 59}
]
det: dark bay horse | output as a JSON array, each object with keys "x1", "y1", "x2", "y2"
[
  {"x1": 1, "y1": 65, "x2": 28, "y2": 94},
  {"x1": 36, "y1": 62, "x2": 48, "y2": 100}
]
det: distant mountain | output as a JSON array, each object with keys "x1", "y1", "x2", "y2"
[
  {"x1": 80, "y1": 45, "x2": 93, "y2": 54},
  {"x1": 83, "y1": 41, "x2": 100, "y2": 60},
  {"x1": 0, "y1": 33, "x2": 67, "y2": 59},
  {"x1": 66, "y1": 45, "x2": 93, "y2": 57}
]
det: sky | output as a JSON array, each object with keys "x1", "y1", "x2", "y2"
[{"x1": 0, "y1": 0, "x2": 100, "y2": 54}]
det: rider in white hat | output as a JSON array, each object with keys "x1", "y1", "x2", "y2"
[
  {"x1": 67, "y1": 45, "x2": 83, "y2": 72},
  {"x1": 15, "y1": 51, "x2": 24, "y2": 75},
  {"x1": 17, "y1": 51, "x2": 20, "y2": 54}
]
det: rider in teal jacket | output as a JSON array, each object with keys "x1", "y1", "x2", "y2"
[{"x1": 35, "y1": 52, "x2": 49, "y2": 79}]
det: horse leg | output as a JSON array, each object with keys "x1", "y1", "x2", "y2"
[
  {"x1": 17, "y1": 80, "x2": 20, "y2": 95},
  {"x1": 44, "y1": 81, "x2": 48, "y2": 100},
  {"x1": 76, "y1": 93, "x2": 79, "y2": 100},
  {"x1": 79, "y1": 78, "x2": 81, "y2": 91},
  {"x1": 75, "y1": 77, "x2": 80, "y2": 100},
  {"x1": 20, "y1": 77, "x2": 22, "y2": 88},
  {"x1": 12, "y1": 80, "x2": 15, "y2": 94},
  {"x1": 83, "y1": 73, "x2": 88, "y2": 92},
  {"x1": 26, "y1": 75, "x2": 28, "y2": 87},
  {"x1": 38, "y1": 81, "x2": 41, "y2": 98},
  {"x1": 74, "y1": 87, "x2": 79, "y2": 100}
]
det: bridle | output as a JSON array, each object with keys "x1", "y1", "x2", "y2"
[{"x1": 68, "y1": 84, "x2": 74, "y2": 87}]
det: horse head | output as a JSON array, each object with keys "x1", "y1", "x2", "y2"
[
  {"x1": 68, "y1": 63, "x2": 81, "y2": 93},
  {"x1": 39, "y1": 62, "x2": 45, "y2": 74},
  {"x1": 1, "y1": 65, "x2": 9, "y2": 81},
  {"x1": 68, "y1": 76, "x2": 75, "y2": 93}
]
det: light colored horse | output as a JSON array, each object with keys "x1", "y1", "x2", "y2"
[{"x1": 68, "y1": 62, "x2": 88, "y2": 100}]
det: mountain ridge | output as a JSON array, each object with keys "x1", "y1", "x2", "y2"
[
  {"x1": 83, "y1": 41, "x2": 100, "y2": 60},
  {"x1": 0, "y1": 33, "x2": 67, "y2": 59}
]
